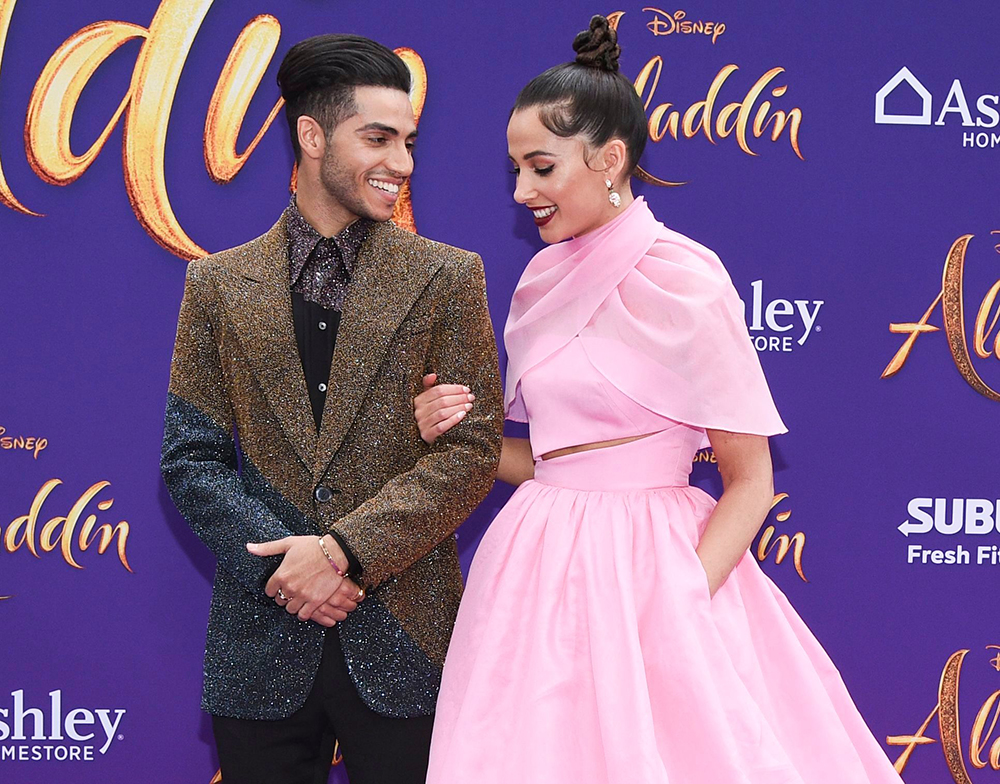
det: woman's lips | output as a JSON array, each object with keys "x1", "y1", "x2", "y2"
[{"x1": 530, "y1": 205, "x2": 557, "y2": 227}]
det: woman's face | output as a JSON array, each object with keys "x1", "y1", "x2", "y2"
[{"x1": 507, "y1": 108, "x2": 618, "y2": 243}]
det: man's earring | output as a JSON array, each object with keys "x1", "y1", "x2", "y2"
[{"x1": 605, "y1": 178, "x2": 621, "y2": 208}]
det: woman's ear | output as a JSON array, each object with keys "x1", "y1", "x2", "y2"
[{"x1": 600, "y1": 138, "x2": 629, "y2": 184}]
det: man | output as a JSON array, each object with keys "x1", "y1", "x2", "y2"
[{"x1": 161, "y1": 34, "x2": 502, "y2": 784}]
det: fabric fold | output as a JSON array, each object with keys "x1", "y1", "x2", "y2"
[{"x1": 503, "y1": 197, "x2": 787, "y2": 440}]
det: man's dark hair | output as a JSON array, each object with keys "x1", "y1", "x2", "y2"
[{"x1": 276, "y1": 34, "x2": 411, "y2": 161}]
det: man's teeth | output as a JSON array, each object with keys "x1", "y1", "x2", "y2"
[
  {"x1": 532, "y1": 206, "x2": 557, "y2": 219},
  {"x1": 368, "y1": 179, "x2": 400, "y2": 194}
]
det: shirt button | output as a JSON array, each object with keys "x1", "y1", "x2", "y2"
[
  {"x1": 318, "y1": 321, "x2": 327, "y2": 330},
  {"x1": 318, "y1": 383, "x2": 328, "y2": 392},
  {"x1": 314, "y1": 486, "x2": 335, "y2": 503}
]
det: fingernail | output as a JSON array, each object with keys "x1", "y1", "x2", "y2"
[
  {"x1": 463, "y1": 386, "x2": 470, "y2": 392},
  {"x1": 468, "y1": 394, "x2": 476, "y2": 401},
  {"x1": 456, "y1": 410, "x2": 466, "y2": 420},
  {"x1": 464, "y1": 403, "x2": 473, "y2": 411},
  {"x1": 246, "y1": 543, "x2": 257, "y2": 552}
]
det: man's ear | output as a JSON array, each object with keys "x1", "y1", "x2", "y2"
[{"x1": 297, "y1": 115, "x2": 326, "y2": 161}]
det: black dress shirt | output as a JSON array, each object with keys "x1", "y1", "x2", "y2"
[{"x1": 286, "y1": 197, "x2": 371, "y2": 578}]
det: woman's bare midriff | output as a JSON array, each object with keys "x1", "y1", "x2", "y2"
[{"x1": 539, "y1": 431, "x2": 662, "y2": 461}]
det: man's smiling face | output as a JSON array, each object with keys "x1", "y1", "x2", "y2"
[{"x1": 318, "y1": 85, "x2": 417, "y2": 224}]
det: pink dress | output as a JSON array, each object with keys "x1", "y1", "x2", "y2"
[{"x1": 426, "y1": 198, "x2": 902, "y2": 783}]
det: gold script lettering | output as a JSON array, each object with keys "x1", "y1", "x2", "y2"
[
  {"x1": 884, "y1": 648, "x2": 1000, "y2": 780},
  {"x1": 203, "y1": 14, "x2": 283, "y2": 184},
  {"x1": 388, "y1": 48, "x2": 426, "y2": 234},
  {"x1": 0, "y1": 0, "x2": 38, "y2": 215},
  {"x1": 25, "y1": 20, "x2": 146, "y2": 185},
  {"x1": 608, "y1": 11, "x2": 803, "y2": 186},
  {"x1": 887, "y1": 649, "x2": 969, "y2": 779},
  {"x1": 755, "y1": 492, "x2": 807, "y2": 582},
  {"x1": 6, "y1": 0, "x2": 428, "y2": 258},
  {"x1": 24, "y1": 0, "x2": 217, "y2": 258},
  {"x1": 882, "y1": 235, "x2": 1000, "y2": 401},
  {"x1": 3, "y1": 479, "x2": 132, "y2": 571}
]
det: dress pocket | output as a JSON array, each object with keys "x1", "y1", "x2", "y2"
[{"x1": 696, "y1": 557, "x2": 714, "y2": 601}]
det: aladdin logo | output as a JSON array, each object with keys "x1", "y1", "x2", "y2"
[
  {"x1": 882, "y1": 232, "x2": 1000, "y2": 402},
  {"x1": 643, "y1": 8, "x2": 726, "y2": 44},
  {"x1": 1, "y1": 479, "x2": 133, "y2": 604},
  {"x1": 741, "y1": 280, "x2": 823, "y2": 353},
  {"x1": 607, "y1": 11, "x2": 803, "y2": 187},
  {"x1": 875, "y1": 66, "x2": 1000, "y2": 148},
  {"x1": 888, "y1": 647, "x2": 1000, "y2": 781},
  {"x1": 0, "y1": 0, "x2": 426, "y2": 259},
  {"x1": 0, "y1": 690, "x2": 125, "y2": 761},
  {"x1": 899, "y1": 498, "x2": 1000, "y2": 567}
]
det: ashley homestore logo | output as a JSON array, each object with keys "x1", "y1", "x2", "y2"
[
  {"x1": 0, "y1": 690, "x2": 126, "y2": 761},
  {"x1": 875, "y1": 66, "x2": 1000, "y2": 148}
]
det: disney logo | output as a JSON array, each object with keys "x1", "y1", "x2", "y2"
[
  {"x1": 643, "y1": 8, "x2": 726, "y2": 44},
  {"x1": 0, "y1": 426, "x2": 48, "y2": 459}
]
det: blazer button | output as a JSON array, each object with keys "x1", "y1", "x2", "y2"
[{"x1": 314, "y1": 486, "x2": 336, "y2": 503}]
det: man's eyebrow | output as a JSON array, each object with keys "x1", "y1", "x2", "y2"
[
  {"x1": 356, "y1": 122, "x2": 418, "y2": 140},
  {"x1": 357, "y1": 122, "x2": 399, "y2": 135}
]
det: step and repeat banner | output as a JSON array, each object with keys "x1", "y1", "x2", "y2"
[{"x1": 1, "y1": 0, "x2": 998, "y2": 781}]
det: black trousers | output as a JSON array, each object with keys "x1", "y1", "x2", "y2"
[{"x1": 212, "y1": 631, "x2": 435, "y2": 784}]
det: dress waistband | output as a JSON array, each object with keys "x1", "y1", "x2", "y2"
[{"x1": 532, "y1": 427, "x2": 695, "y2": 492}]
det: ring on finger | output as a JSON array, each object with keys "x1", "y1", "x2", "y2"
[
  {"x1": 276, "y1": 588, "x2": 289, "y2": 602},
  {"x1": 355, "y1": 587, "x2": 365, "y2": 602}
]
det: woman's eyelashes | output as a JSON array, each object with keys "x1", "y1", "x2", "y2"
[{"x1": 508, "y1": 165, "x2": 555, "y2": 176}]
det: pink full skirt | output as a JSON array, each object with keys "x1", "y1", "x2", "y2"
[{"x1": 426, "y1": 431, "x2": 902, "y2": 783}]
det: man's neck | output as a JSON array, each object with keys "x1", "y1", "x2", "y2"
[{"x1": 294, "y1": 179, "x2": 356, "y2": 238}]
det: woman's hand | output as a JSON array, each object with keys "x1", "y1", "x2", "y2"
[{"x1": 414, "y1": 373, "x2": 475, "y2": 444}]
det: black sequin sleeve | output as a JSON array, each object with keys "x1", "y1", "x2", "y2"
[
  {"x1": 161, "y1": 261, "x2": 295, "y2": 595},
  {"x1": 331, "y1": 253, "x2": 503, "y2": 588}
]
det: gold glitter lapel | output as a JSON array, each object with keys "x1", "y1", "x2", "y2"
[
  {"x1": 312, "y1": 220, "x2": 445, "y2": 478},
  {"x1": 216, "y1": 213, "x2": 318, "y2": 471}
]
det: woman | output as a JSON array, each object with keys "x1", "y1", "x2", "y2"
[{"x1": 421, "y1": 16, "x2": 904, "y2": 784}]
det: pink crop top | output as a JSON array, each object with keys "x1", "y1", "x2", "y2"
[{"x1": 517, "y1": 337, "x2": 707, "y2": 460}]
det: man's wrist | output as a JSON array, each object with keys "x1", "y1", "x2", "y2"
[
  {"x1": 318, "y1": 535, "x2": 350, "y2": 577},
  {"x1": 326, "y1": 528, "x2": 362, "y2": 580}
]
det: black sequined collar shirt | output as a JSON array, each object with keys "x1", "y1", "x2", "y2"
[
  {"x1": 287, "y1": 196, "x2": 371, "y2": 311},
  {"x1": 285, "y1": 195, "x2": 371, "y2": 431},
  {"x1": 286, "y1": 196, "x2": 370, "y2": 579}
]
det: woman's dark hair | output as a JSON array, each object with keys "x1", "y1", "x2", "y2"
[
  {"x1": 277, "y1": 34, "x2": 411, "y2": 161},
  {"x1": 512, "y1": 15, "x2": 647, "y2": 176}
]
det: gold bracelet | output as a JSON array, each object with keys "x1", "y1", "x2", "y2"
[{"x1": 317, "y1": 536, "x2": 346, "y2": 578}]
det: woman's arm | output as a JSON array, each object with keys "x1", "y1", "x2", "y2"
[
  {"x1": 498, "y1": 436, "x2": 534, "y2": 486},
  {"x1": 696, "y1": 429, "x2": 775, "y2": 596},
  {"x1": 414, "y1": 375, "x2": 534, "y2": 486}
]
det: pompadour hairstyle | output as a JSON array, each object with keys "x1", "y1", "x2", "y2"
[{"x1": 276, "y1": 34, "x2": 411, "y2": 161}]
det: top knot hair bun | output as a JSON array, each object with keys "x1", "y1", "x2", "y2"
[{"x1": 572, "y1": 15, "x2": 621, "y2": 73}]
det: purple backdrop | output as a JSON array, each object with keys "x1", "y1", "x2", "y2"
[{"x1": 2, "y1": 1, "x2": 999, "y2": 781}]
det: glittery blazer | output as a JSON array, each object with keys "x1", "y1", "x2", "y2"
[{"x1": 161, "y1": 211, "x2": 503, "y2": 720}]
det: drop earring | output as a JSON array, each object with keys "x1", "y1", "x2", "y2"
[{"x1": 605, "y1": 178, "x2": 621, "y2": 208}]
